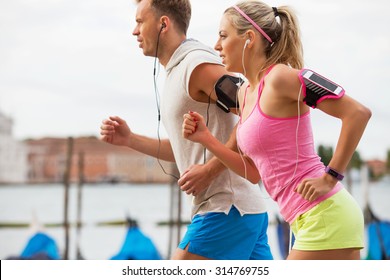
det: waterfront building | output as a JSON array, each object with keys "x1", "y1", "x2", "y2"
[
  {"x1": 26, "y1": 136, "x2": 172, "y2": 184},
  {"x1": 0, "y1": 112, "x2": 28, "y2": 183}
]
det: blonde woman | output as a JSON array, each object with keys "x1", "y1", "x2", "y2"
[{"x1": 183, "y1": 0, "x2": 371, "y2": 260}]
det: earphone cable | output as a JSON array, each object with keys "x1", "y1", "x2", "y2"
[
  {"x1": 237, "y1": 43, "x2": 248, "y2": 180},
  {"x1": 204, "y1": 92, "x2": 211, "y2": 164},
  {"x1": 153, "y1": 27, "x2": 179, "y2": 181}
]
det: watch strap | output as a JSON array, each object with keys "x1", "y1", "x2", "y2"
[{"x1": 325, "y1": 166, "x2": 344, "y2": 181}]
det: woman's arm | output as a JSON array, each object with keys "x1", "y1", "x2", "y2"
[
  {"x1": 317, "y1": 95, "x2": 372, "y2": 174},
  {"x1": 182, "y1": 111, "x2": 260, "y2": 183}
]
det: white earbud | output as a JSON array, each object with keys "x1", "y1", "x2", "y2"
[{"x1": 244, "y1": 39, "x2": 250, "y2": 48}]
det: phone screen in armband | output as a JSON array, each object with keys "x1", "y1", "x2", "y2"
[
  {"x1": 215, "y1": 75, "x2": 241, "y2": 113},
  {"x1": 299, "y1": 69, "x2": 345, "y2": 108}
]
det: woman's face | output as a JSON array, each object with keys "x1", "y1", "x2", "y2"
[{"x1": 214, "y1": 14, "x2": 246, "y2": 73}]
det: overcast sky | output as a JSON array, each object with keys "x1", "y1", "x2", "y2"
[{"x1": 0, "y1": 0, "x2": 389, "y2": 160}]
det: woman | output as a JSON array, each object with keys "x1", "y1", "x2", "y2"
[{"x1": 182, "y1": 0, "x2": 371, "y2": 259}]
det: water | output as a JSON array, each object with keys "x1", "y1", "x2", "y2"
[
  {"x1": 0, "y1": 183, "x2": 176, "y2": 260},
  {"x1": 0, "y1": 180, "x2": 389, "y2": 260}
]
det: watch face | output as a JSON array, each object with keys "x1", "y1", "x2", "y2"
[
  {"x1": 326, "y1": 167, "x2": 344, "y2": 180},
  {"x1": 328, "y1": 169, "x2": 338, "y2": 177}
]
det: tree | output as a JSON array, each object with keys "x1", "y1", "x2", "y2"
[
  {"x1": 317, "y1": 144, "x2": 333, "y2": 166},
  {"x1": 386, "y1": 150, "x2": 390, "y2": 174},
  {"x1": 348, "y1": 150, "x2": 363, "y2": 170},
  {"x1": 317, "y1": 145, "x2": 363, "y2": 193}
]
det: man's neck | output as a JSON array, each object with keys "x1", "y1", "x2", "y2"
[{"x1": 158, "y1": 34, "x2": 187, "y2": 66}]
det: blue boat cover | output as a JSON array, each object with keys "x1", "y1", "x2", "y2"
[
  {"x1": 20, "y1": 232, "x2": 61, "y2": 260},
  {"x1": 366, "y1": 221, "x2": 390, "y2": 260},
  {"x1": 110, "y1": 227, "x2": 162, "y2": 260},
  {"x1": 276, "y1": 216, "x2": 294, "y2": 259}
]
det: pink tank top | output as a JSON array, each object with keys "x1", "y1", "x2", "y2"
[{"x1": 237, "y1": 68, "x2": 342, "y2": 223}]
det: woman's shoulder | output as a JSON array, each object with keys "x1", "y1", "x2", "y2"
[
  {"x1": 269, "y1": 64, "x2": 299, "y2": 78},
  {"x1": 267, "y1": 64, "x2": 300, "y2": 89}
]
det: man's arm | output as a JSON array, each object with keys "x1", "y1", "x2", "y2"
[{"x1": 100, "y1": 116, "x2": 175, "y2": 162}]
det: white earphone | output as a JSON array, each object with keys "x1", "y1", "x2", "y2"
[{"x1": 244, "y1": 39, "x2": 250, "y2": 48}]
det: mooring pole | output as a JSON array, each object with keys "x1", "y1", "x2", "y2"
[
  {"x1": 167, "y1": 163, "x2": 180, "y2": 259},
  {"x1": 63, "y1": 137, "x2": 73, "y2": 260},
  {"x1": 76, "y1": 151, "x2": 84, "y2": 259}
]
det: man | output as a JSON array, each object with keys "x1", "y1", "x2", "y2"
[{"x1": 100, "y1": 0, "x2": 273, "y2": 260}]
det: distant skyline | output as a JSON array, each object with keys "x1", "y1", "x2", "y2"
[{"x1": 0, "y1": 0, "x2": 389, "y2": 160}]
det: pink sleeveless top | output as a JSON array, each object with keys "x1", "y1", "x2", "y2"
[{"x1": 237, "y1": 68, "x2": 342, "y2": 223}]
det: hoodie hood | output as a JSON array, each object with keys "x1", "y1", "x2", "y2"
[{"x1": 165, "y1": 39, "x2": 220, "y2": 74}]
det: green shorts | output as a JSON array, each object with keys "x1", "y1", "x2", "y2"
[{"x1": 290, "y1": 188, "x2": 364, "y2": 251}]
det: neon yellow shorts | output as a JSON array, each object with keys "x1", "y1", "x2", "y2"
[{"x1": 290, "y1": 188, "x2": 364, "y2": 251}]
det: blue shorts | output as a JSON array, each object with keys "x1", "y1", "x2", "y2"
[{"x1": 178, "y1": 206, "x2": 273, "y2": 260}]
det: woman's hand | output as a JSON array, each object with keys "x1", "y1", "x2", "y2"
[
  {"x1": 294, "y1": 173, "x2": 337, "y2": 201},
  {"x1": 182, "y1": 111, "x2": 211, "y2": 144}
]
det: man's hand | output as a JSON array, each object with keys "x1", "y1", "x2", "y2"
[
  {"x1": 178, "y1": 164, "x2": 215, "y2": 196},
  {"x1": 100, "y1": 116, "x2": 132, "y2": 147}
]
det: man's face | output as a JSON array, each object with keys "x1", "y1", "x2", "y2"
[{"x1": 132, "y1": 0, "x2": 159, "y2": 57}]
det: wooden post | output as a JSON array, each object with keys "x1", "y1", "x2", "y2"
[
  {"x1": 361, "y1": 163, "x2": 370, "y2": 211},
  {"x1": 346, "y1": 168, "x2": 352, "y2": 194},
  {"x1": 76, "y1": 151, "x2": 84, "y2": 260},
  {"x1": 176, "y1": 167, "x2": 182, "y2": 245},
  {"x1": 167, "y1": 163, "x2": 180, "y2": 259},
  {"x1": 63, "y1": 137, "x2": 73, "y2": 260},
  {"x1": 167, "y1": 174, "x2": 174, "y2": 259}
]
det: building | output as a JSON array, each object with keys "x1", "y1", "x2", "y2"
[
  {"x1": 26, "y1": 136, "x2": 173, "y2": 184},
  {"x1": 366, "y1": 159, "x2": 387, "y2": 178},
  {"x1": 0, "y1": 112, "x2": 28, "y2": 184}
]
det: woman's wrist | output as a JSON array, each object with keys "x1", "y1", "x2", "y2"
[{"x1": 324, "y1": 166, "x2": 344, "y2": 181}]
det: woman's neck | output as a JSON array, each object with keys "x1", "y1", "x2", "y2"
[
  {"x1": 246, "y1": 66, "x2": 268, "y2": 88},
  {"x1": 243, "y1": 52, "x2": 268, "y2": 87}
]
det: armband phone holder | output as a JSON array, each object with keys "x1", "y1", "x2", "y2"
[
  {"x1": 215, "y1": 75, "x2": 242, "y2": 113},
  {"x1": 299, "y1": 69, "x2": 345, "y2": 108}
]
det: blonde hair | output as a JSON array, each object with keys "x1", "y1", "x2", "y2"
[{"x1": 225, "y1": 0, "x2": 304, "y2": 69}]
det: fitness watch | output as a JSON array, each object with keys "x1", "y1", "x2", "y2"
[{"x1": 325, "y1": 166, "x2": 344, "y2": 181}]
